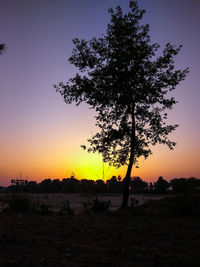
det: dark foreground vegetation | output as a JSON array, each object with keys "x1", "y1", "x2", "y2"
[{"x1": 0, "y1": 193, "x2": 200, "y2": 266}]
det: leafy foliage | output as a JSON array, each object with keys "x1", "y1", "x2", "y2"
[
  {"x1": 130, "y1": 177, "x2": 148, "y2": 192},
  {"x1": 55, "y1": 1, "x2": 188, "y2": 170}
]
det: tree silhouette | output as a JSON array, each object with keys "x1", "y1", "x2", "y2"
[
  {"x1": 55, "y1": 1, "x2": 188, "y2": 208},
  {"x1": 130, "y1": 177, "x2": 148, "y2": 193},
  {"x1": 171, "y1": 177, "x2": 200, "y2": 194},
  {"x1": 154, "y1": 176, "x2": 169, "y2": 194}
]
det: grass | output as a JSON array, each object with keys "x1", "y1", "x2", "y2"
[{"x1": 0, "y1": 194, "x2": 199, "y2": 266}]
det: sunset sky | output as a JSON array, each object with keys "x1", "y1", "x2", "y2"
[{"x1": 0, "y1": 0, "x2": 200, "y2": 186}]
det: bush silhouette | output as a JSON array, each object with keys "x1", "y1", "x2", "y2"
[
  {"x1": 6, "y1": 194, "x2": 33, "y2": 213},
  {"x1": 91, "y1": 197, "x2": 111, "y2": 212}
]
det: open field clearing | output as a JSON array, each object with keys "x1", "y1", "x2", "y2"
[
  {"x1": 0, "y1": 193, "x2": 170, "y2": 213},
  {"x1": 0, "y1": 194, "x2": 200, "y2": 266}
]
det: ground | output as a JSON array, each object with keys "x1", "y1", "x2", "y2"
[
  {"x1": 0, "y1": 194, "x2": 200, "y2": 266},
  {"x1": 0, "y1": 193, "x2": 168, "y2": 213}
]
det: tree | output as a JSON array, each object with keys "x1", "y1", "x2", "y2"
[
  {"x1": 55, "y1": 1, "x2": 188, "y2": 208},
  {"x1": 171, "y1": 177, "x2": 200, "y2": 194},
  {"x1": 149, "y1": 182, "x2": 154, "y2": 192},
  {"x1": 130, "y1": 177, "x2": 148, "y2": 193},
  {"x1": 154, "y1": 176, "x2": 169, "y2": 194}
]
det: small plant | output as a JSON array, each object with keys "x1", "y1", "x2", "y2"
[
  {"x1": 59, "y1": 200, "x2": 74, "y2": 215},
  {"x1": 130, "y1": 197, "x2": 139, "y2": 207},
  {"x1": 6, "y1": 194, "x2": 33, "y2": 213},
  {"x1": 91, "y1": 197, "x2": 111, "y2": 212}
]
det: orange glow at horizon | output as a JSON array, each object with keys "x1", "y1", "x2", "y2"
[
  {"x1": 1, "y1": 139, "x2": 199, "y2": 187},
  {"x1": 1, "y1": 102, "x2": 200, "y2": 186}
]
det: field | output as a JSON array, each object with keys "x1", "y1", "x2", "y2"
[
  {"x1": 0, "y1": 193, "x2": 169, "y2": 213},
  {"x1": 0, "y1": 193, "x2": 200, "y2": 266}
]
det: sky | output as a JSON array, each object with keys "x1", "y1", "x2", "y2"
[{"x1": 0, "y1": 0, "x2": 200, "y2": 186}]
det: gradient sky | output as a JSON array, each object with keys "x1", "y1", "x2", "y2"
[{"x1": 0, "y1": 0, "x2": 200, "y2": 186}]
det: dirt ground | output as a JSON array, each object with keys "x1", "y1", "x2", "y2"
[
  {"x1": 0, "y1": 193, "x2": 168, "y2": 213},
  {"x1": 0, "y1": 195, "x2": 200, "y2": 266}
]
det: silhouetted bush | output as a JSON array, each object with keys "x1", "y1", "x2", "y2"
[
  {"x1": 91, "y1": 198, "x2": 111, "y2": 212},
  {"x1": 5, "y1": 194, "x2": 33, "y2": 213}
]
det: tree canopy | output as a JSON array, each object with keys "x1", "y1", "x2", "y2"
[{"x1": 55, "y1": 1, "x2": 188, "y2": 207}]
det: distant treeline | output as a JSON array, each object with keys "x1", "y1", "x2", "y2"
[{"x1": 7, "y1": 176, "x2": 200, "y2": 194}]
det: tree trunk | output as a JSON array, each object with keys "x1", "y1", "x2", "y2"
[
  {"x1": 121, "y1": 102, "x2": 135, "y2": 208},
  {"x1": 121, "y1": 159, "x2": 134, "y2": 208}
]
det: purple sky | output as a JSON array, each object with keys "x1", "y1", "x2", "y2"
[{"x1": 0, "y1": 0, "x2": 200, "y2": 186}]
